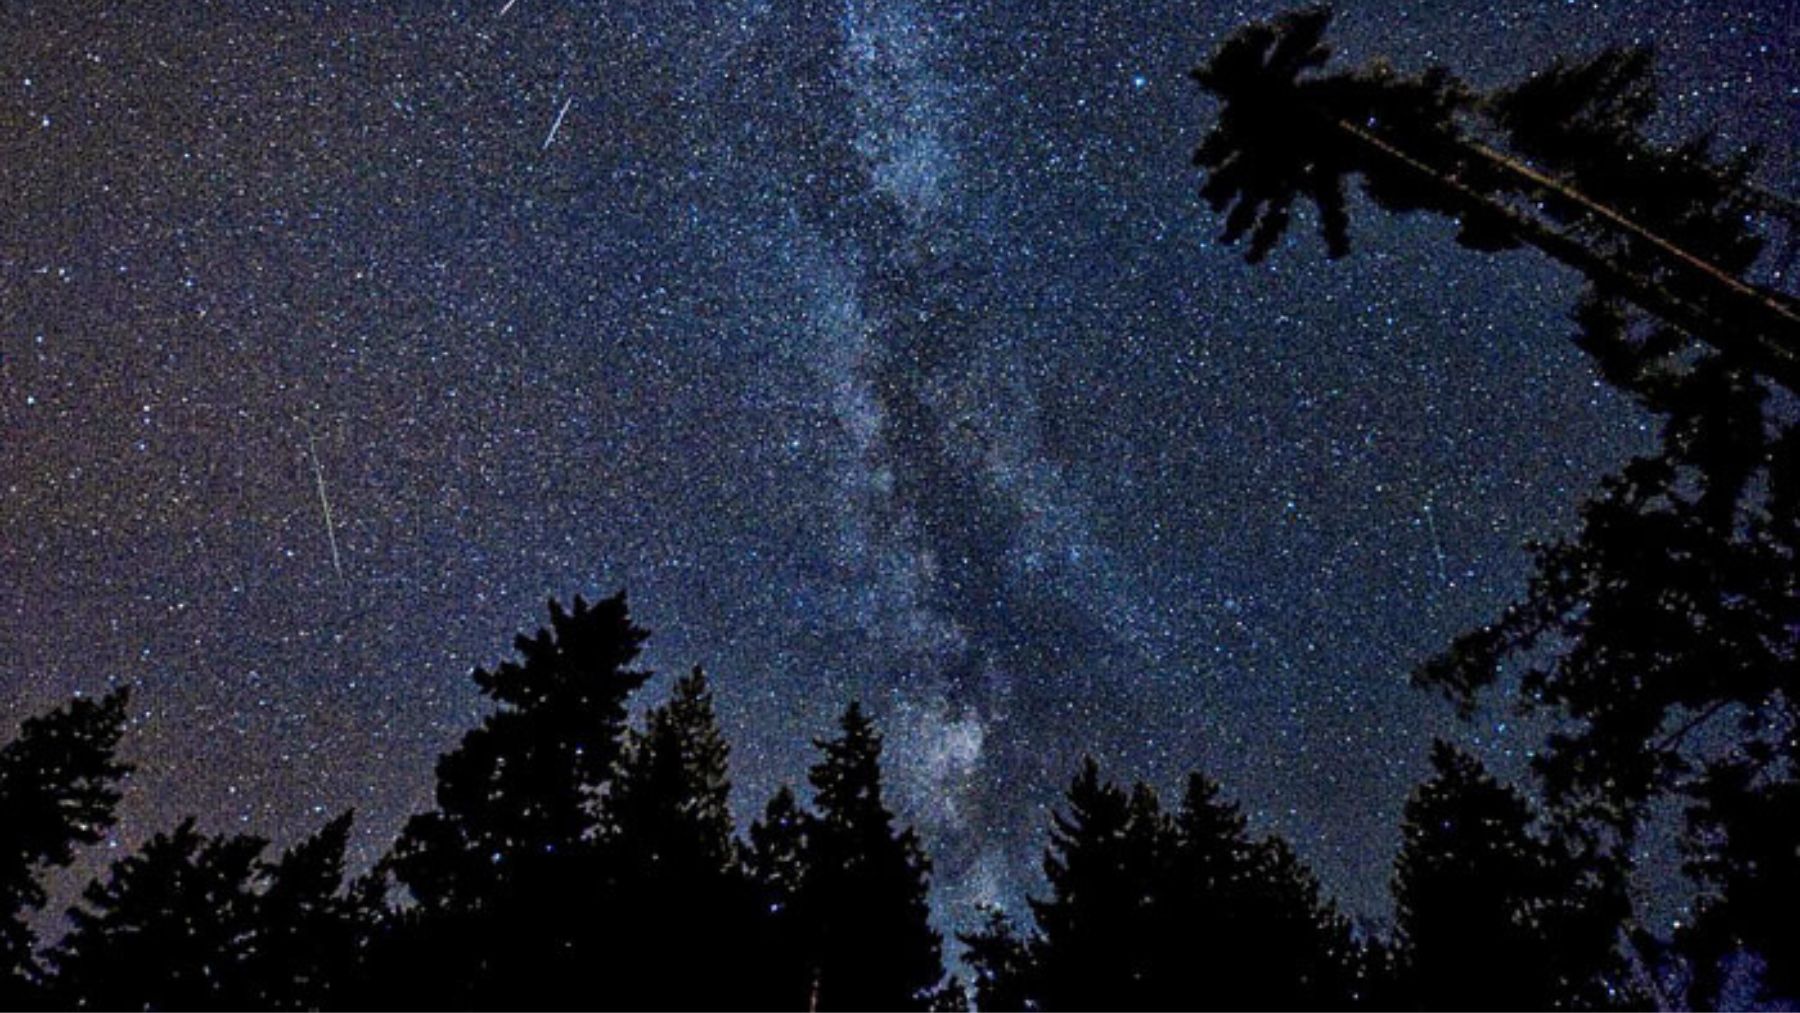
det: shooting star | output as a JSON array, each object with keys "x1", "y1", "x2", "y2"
[
  {"x1": 498, "y1": 0, "x2": 520, "y2": 14},
  {"x1": 306, "y1": 427, "x2": 345, "y2": 581},
  {"x1": 542, "y1": 96, "x2": 573, "y2": 150},
  {"x1": 1423, "y1": 502, "x2": 1450, "y2": 587}
]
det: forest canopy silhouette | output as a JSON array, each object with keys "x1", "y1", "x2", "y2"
[{"x1": 4, "y1": 6, "x2": 1796, "y2": 1011}]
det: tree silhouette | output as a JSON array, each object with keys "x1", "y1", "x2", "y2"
[
  {"x1": 1678, "y1": 748, "x2": 1800, "y2": 1005},
  {"x1": 797, "y1": 702, "x2": 944, "y2": 1011},
  {"x1": 246, "y1": 811, "x2": 361, "y2": 1010},
  {"x1": 608, "y1": 668, "x2": 736, "y2": 873},
  {"x1": 601, "y1": 667, "x2": 772, "y2": 1009},
  {"x1": 966, "y1": 760, "x2": 1354, "y2": 1010},
  {"x1": 48, "y1": 812, "x2": 360, "y2": 1011},
  {"x1": 1017, "y1": 760, "x2": 1161, "y2": 1009},
  {"x1": 50, "y1": 818, "x2": 265, "y2": 1010},
  {"x1": 372, "y1": 592, "x2": 651, "y2": 1007},
  {"x1": 1190, "y1": 6, "x2": 1800, "y2": 392},
  {"x1": 746, "y1": 784, "x2": 814, "y2": 1009},
  {"x1": 1159, "y1": 773, "x2": 1359, "y2": 1007},
  {"x1": 961, "y1": 908, "x2": 1038, "y2": 1013},
  {"x1": 1391, "y1": 743, "x2": 1629, "y2": 1010},
  {"x1": 0, "y1": 688, "x2": 132, "y2": 1004}
]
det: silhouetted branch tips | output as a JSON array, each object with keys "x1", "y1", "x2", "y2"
[{"x1": 1191, "y1": 7, "x2": 1800, "y2": 393}]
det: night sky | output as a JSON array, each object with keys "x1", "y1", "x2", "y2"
[{"x1": 3, "y1": 0, "x2": 1795, "y2": 932}]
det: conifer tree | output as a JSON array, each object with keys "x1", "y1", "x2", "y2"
[
  {"x1": 748, "y1": 785, "x2": 809, "y2": 910},
  {"x1": 603, "y1": 667, "x2": 765, "y2": 1009},
  {"x1": 608, "y1": 667, "x2": 736, "y2": 876},
  {"x1": 1019, "y1": 761, "x2": 1161, "y2": 1009},
  {"x1": 746, "y1": 784, "x2": 814, "y2": 1009},
  {"x1": 1392, "y1": 743, "x2": 1626, "y2": 1010},
  {"x1": 48, "y1": 812, "x2": 362, "y2": 1011},
  {"x1": 1236, "y1": 836, "x2": 1356, "y2": 1008},
  {"x1": 50, "y1": 818, "x2": 266, "y2": 1010},
  {"x1": 1678, "y1": 754, "x2": 1800, "y2": 1006},
  {"x1": 0, "y1": 688, "x2": 132, "y2": 1002},
  {"x1": 247, "y1": 811, "x2": 361, "y2": 1010},
  {"x1": 1163, "y1": 774, "x2": 1354, "y2": 1009},
  {"x1": 960, "y1": 908, "x2": 1038, "y2": 1013},
  {"x1": 800, "y1": 702, "x2": 943, "y2": 1010},
  {"x1": 1143, "y1": 773, "x2": 1255, "y2": 1006},
  {"x1": 980, "y1": 760, "x2": 1355, "y2": 1010},
  {"x1": 374, "y1": 592, "x2": 652, "y2": 1006}
]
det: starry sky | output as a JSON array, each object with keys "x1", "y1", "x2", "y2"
[{"x1": 3, "y1": 0, "x2": 1796, "y2": 931}]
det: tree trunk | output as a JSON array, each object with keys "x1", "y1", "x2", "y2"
[{"x1": 1331, "y1": 118, "x2": 1800, "y2": 395}]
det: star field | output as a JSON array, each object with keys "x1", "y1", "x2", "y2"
[{"x1": 3, "y1": 0, "x2": 1795, "y2": 931}]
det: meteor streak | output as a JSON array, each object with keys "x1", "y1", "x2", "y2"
[
  {"x1": 542, "y1": 96, "x2": 573, "y2": 150},
  {"x1": 306, "y1": 427, "x2": 344, "y2": 581}
]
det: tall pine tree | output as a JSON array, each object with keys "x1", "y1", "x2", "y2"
[
  {"x1": 1161, "y1": 773, "x2": 1354, "y2": 1009},
  {"x1": 49, "y1": 812, "x2": 362, "y2": 1011},
  {"x1": 1392, "y1": 743, "x2": 1627, "y2": 1010},
  {"x1": 246, "y1": 811, "x2": 361, "y2": 1010},
  {"x1": 50, "y1": 818, "x2": 266, "y2": 1010},
  {"x1": 0, "y1": 687, "x2": 132, "y2": 1004},
  {"x1": 746, "y1": 784, "x2": 814, "y2": 1009},
  {"x1": 602, "y1": 667, "x2": 768, "y2": 1009},
  {"x1": 1020, "y1": 760, "x2": 1160, "y2": 1009},
  {"x1": 800, "y1": 702, "x2": 943, "y2": 1010},
  {"x1": 373, "y1": 592, "x2": 651, "y2": 1007}
]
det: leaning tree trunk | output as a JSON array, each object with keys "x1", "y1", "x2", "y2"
[
  {"x1": 1460, "y1": 138, "x2": 1800, "y2": 330},
  {"x1": 1331, "y1": 117, "x2": 1800, "y2": 395}
]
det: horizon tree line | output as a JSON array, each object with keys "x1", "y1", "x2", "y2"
[{"x1": 0, "y1": 586, "x2": 1789, "y2": 1009}]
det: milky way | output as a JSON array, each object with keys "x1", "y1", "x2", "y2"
[{"x1": 3, "y1": 0, "x2": 1794, "y2": 931}]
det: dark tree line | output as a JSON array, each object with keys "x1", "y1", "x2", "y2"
[
  {"x1": 4, "y1": 596, "x2": 945, "y2": 1011},
  {"x1": 3, "y1": 589, "x2": 1789, "y2": 1009},
  {"x1": 0, "y1": 8, "x2": 1793, "y2": 1011}
]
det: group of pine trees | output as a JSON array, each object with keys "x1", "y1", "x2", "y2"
[
  {"x1": 0, "y1": 587, "x2": 1788, "y2": 1009},
  {"x1": 2, "y1": 6, "x2": 1794, "y2": 1010},
  {"x1": 2, "y1": 596, "x2": 952, "y2": 1010}
]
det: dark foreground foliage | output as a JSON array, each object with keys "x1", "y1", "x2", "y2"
[{"x1": 2, "y1": 587, "x2": 1790, "y2": 1009}]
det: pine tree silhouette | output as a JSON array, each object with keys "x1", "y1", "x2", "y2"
[
  {"x1": 1392, "y1": 743, "x2": 1628, "y2": 1010},
  {"x1": 746, "y1": 784, "x2": 814, "y2": 1010},
  {"x1": 608, "y1": 668, "x2": 736, "y2": 873},
  {"x1": 1679, "y1": 750, "x2": 1800, "y2": 1005},
  {"x1": 0, "y1": 688, "x2": 132, "y2": 1005},
  {"x1": 373, "y1": 592, "x2": 652, "y2": 1007},
  {"x1": 798, "y1": 702, "x2": 943, "y2": 1011},
  {"x1": 602, "y1": 667, "x2": 772, "y2": 1009},
  {"x1": 961, "y1": 908, "x2": 1037, "y2": 1012},
  {"x1": 1020, "y1": 760, "x2": 1160, "y2": 1009},
  {"x1": 48, "y1": 811, "x2": 361, "y2": 1011},
  {"x1": 1190, "y1": 6, "x2": 1800, "y2": 390},
  {"x1": 247, "y1": 811, "x2": 361, "y2": 1010},
  {"x1": 50, "y1": 818, "x2": 266, "y2": 1010},
  {"x1": 968, "y1": 760, "x2": 1354, "y2": 1010},
  {"x1": 1167, "y1": 775, "x2": 1355, "y2": 1009}
]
